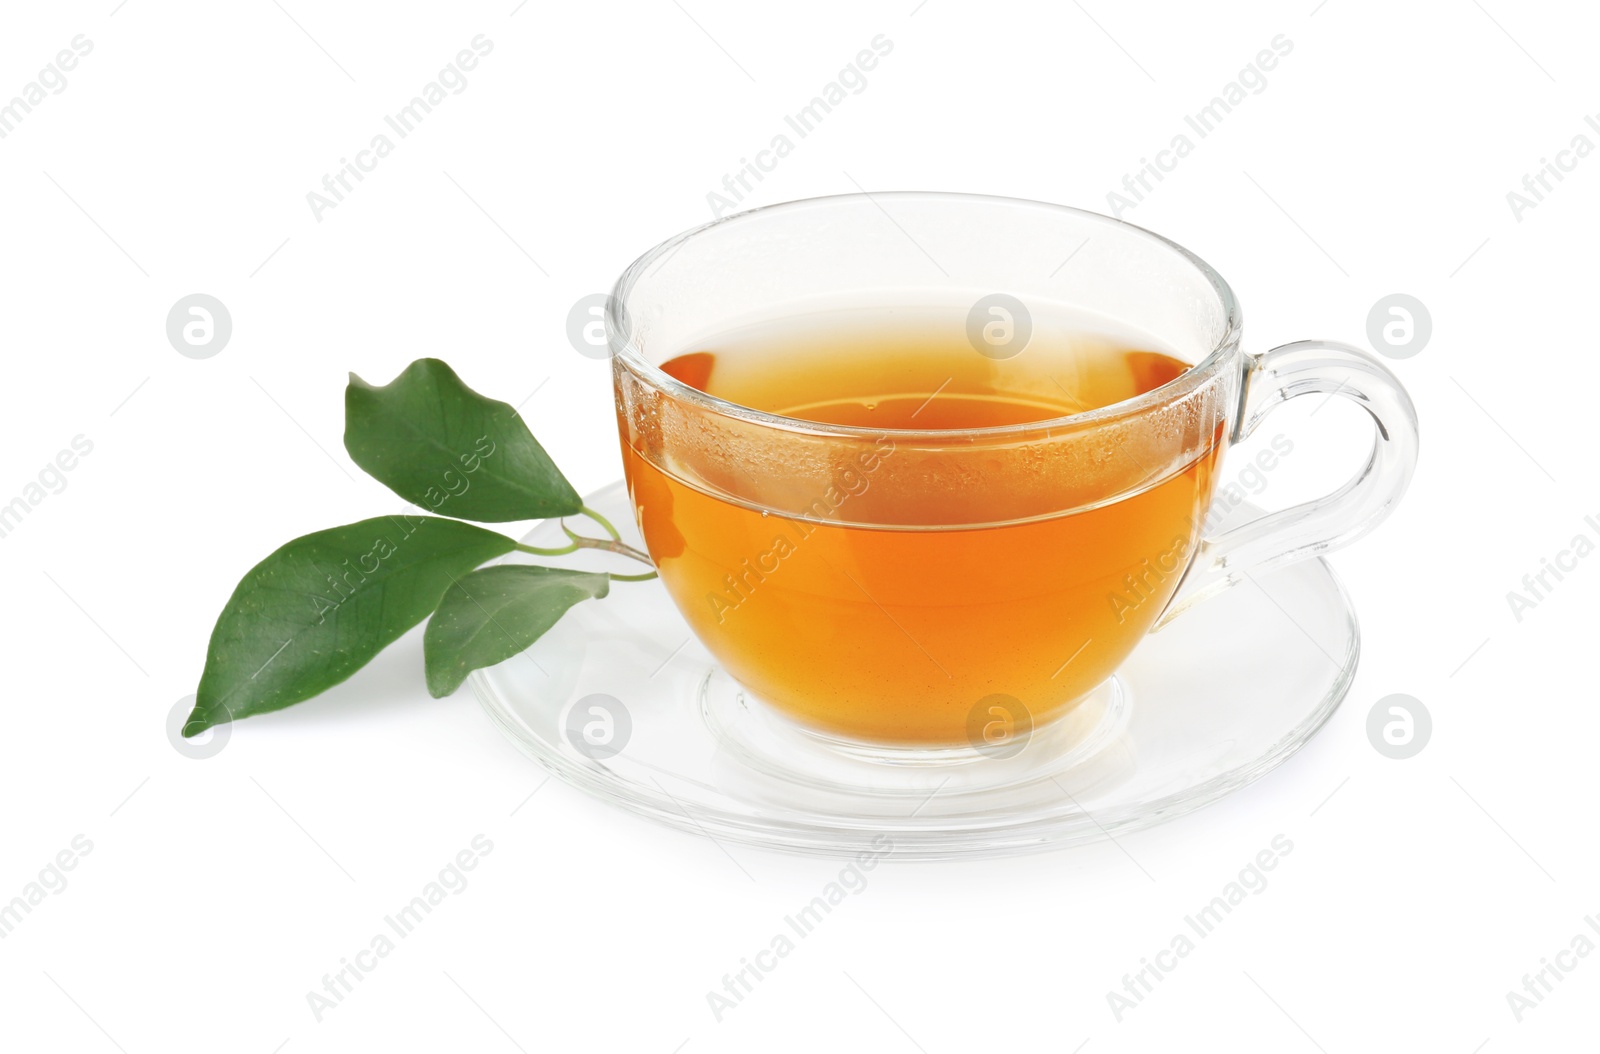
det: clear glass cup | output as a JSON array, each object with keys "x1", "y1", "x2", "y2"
[{"x1": 608, "y1": 193, "x2": 1417, "y2": 753}]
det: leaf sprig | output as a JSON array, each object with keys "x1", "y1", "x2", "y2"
[{"x1": 182, "y1": 358, "x2": 655, "y2": 737}]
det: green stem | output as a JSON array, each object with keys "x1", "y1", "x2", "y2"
[
  {"x1": 514, "y1": 515, "x2": 655, "y2": 570},
  {"x1": 579, "y1": 504, "x2": 623, "y2": 542},
  {"x1": 513, "y1": 540, "x2": 581, "y2": 557},
  {"x1": 572, "y1": 535, "x2": 654, "y2": 566}
]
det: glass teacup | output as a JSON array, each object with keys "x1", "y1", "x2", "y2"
[{"x1": 609, "y1": 193, "x2": 1417, "y2": 751}]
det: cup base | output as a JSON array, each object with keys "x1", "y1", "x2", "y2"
[{"x1": 701, "y1": 670, "x2": 1130, "y2": 790}]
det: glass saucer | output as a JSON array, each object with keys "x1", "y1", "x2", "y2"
[{"x1": 471, "y1": 482, "x2": 1358, "y2": 860}]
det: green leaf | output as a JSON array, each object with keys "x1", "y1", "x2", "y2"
[
  {"x1": 423, "y1": 564, "x2": 611, "y2": 698},
  {"x1": 184, "y1": 516, "x2": 517, "y2": 735},
  {"x1": 344, "y1": 358, "x2": 583, "y2": 522}
]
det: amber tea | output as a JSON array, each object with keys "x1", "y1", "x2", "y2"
[{"x1": 619, "y1": 310, "x2": 1226, "y2": 745}]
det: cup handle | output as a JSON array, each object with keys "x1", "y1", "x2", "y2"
[{"x1": 1154, "y1": 340, "x2": 1419, "y2": 629}]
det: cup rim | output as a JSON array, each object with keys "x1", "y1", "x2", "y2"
[{"x1": 609, "y1": 191, "x2": 1243, "y2": 440}]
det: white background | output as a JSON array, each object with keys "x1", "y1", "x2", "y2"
[{"x1": 1, "y1": 0, "x2": 1594, "y2": 1050}]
